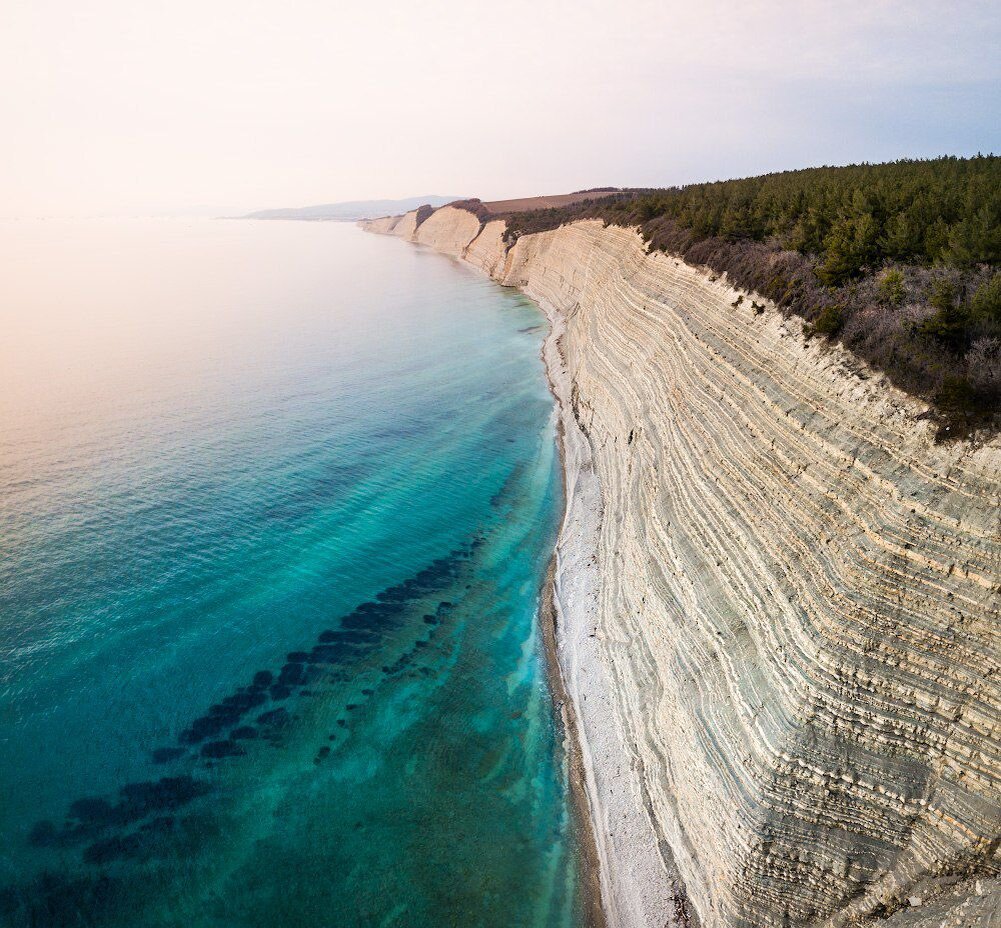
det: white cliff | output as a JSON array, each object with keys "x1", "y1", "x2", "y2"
[{"x1": 361, "y1": 213, "x2": 1001, "y2": 928}]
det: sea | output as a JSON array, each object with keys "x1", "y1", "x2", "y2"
[{"x1": 0, "y1": 218, "x2": 582, "y2": 926}]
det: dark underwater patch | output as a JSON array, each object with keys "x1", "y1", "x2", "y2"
[
  {"x1": 277, "y1": 662, "x2": 306, "y2": 686},
  {"x1": 83, "y1": 816, "x2": 176, "y2": 866},
  {"x1": 308, "y1": 643, "x2": 344, "y2": 663},
  {"x1": 116, "y1": 777, "x2": 210, "y2": 820},
  {"x1": 200, "y1": 740, "x2": 245, "y2": 759},
  {"x1": 174, "y1": 544, "x2": 470, "y2": 753},
  {"x1": 26, "y1": 543, "x2": 476, "y2": 879},
  {"x1": 29, "y1": 776, "x2": 209, "y2": 850},
  {"x1": 0, "y1": 871, "x2": 121, "y2": 928}
]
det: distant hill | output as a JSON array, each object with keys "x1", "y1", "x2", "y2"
[{"x1": 242, "y1": 196, "x2": 465, "y2": 222}]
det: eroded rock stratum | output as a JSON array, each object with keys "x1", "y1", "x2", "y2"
[{"x1": 363, "y1": 213, "x2": 1000, "y2": 928}]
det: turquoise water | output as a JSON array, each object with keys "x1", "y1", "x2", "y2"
[{"x1": 0, "y1": 219, "x2": 581, "y2": 926}]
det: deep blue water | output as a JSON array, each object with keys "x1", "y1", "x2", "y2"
[{"x1": 0, "y1": 219, "x2": 580, "y2": 926}]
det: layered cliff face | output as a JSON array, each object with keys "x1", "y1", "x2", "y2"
[
  {"x1": 361, "y1": 216, "x2": 1001, "y2": 928},
  {"x1": 411, "y1": 205, "x2": 482, "y2": 255}
]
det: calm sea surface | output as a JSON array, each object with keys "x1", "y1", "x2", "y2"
[{"x1": 0, "y1": 219, "x2": 581, "y2": 926}]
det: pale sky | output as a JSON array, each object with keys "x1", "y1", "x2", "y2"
[{"x1": 2, "y1": 0, "x2": 998, "y2": 217}]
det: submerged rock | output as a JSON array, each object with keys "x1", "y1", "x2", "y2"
[{"x1": 200, "y1": 740, "x2": 244, "y2": 759}]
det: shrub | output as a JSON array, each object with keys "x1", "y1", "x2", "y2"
[
  {"x1": 970, "y1": 272, "x2": 1001, "y2": 327},
  {"x1": 810, "y1": 305, "x2": 846, "y2": 336},
  {"x1": 929, "y1": 278, "x2": 958, "y2": 313},
  {"x1": 918, "y1": 278, "x2": 970, "y2": 351},
  {"x1": 877, "y1": 269, "x2": 906, "y2": 306}
]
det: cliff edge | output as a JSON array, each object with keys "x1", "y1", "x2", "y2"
[{"x1": 360, "y1": 211, "x2": 1000, "y2": 928}]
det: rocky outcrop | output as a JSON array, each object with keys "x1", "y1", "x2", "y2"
[
  {"x1": 363, "y1": 214, "x2": 403, "y2": 234},
  {"x1": 463, "y1": 219, "x2": 509, "y2": 277},
  {"x1": 391, "y1": 209, "x2": 419, "y2": 239},
  {"x1": 411, "y1": 205, "x2": 483, "y2": 256},
  {"x1": 361, "y1": 214, "x2": 1001, "y2": 928},
  {"x1": 364, "y1": 204, "x2": 483, "y2": 253}
]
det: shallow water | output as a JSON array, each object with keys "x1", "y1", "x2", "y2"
[{"x1": 0, "y1": 219, "x2": 581, "y2": 926}]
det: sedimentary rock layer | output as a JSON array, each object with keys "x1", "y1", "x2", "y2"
[
  {"x1": 361, "y1": 215, "x2": 1001, "y2": 928},
  {"x1": 411, "y1": 205, "x2": 482, "y2": 255}
]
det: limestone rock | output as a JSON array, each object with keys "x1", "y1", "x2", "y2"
[{"x1": 365, "y1": 215, "x2": 1001, "y2": 928}]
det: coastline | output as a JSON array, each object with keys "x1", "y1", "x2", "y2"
[
  {"x1": 539, "y1": 553, "x2": 606, "y2": 928},
  {"x1": 361, "y1": 213, "x2": 1001, "y2": 928},
  {"x1": 534, "y1": 296, "x2": 618, "y2": 928},
  {"x1": 536, "y1": 309, "x2": 607, "y2": 928},
  {"x1": 534, "y1": 293, "x2": 682, "y2": 928},
  {"x1": 362, "y1": 220, "x2": 685, "y2": 927}
]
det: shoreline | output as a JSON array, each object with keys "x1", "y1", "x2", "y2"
[
  {"x1": 534, "y1": 293, "x2": 681, "y2": 928},
  {"x1": 536, "y1": 307, "x2": 606, "y2": 928},
  {"x1": 539, "y1": 553, "x2": 606, "y2": 928},
  {"x1": 363, "y1": 221, "x2": 681, "y2": 927}
]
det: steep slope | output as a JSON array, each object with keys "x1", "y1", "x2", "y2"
[
  {"x1": 361, "y1": 215, "x2": 1001, "y2": 928},
  {"x1": 411, "y1": 205, "x2": 483, "y2": 255}
]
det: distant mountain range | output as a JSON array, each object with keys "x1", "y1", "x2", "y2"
[{"x1": 241, "y1": 195, "x2": 464, "y2": 222}]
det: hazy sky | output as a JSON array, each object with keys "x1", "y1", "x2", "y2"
[{"x1": 3, "y1": 0, "x2": 998, "y2": 216}]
